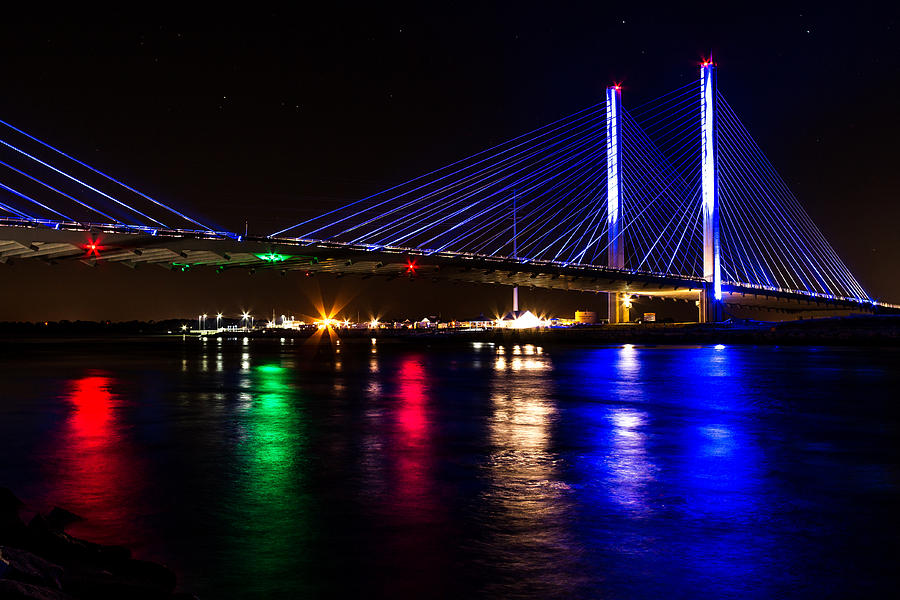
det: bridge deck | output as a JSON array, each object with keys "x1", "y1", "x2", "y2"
[{"x1": 0, "y1": 221, "x2": 891, "y2": 315}]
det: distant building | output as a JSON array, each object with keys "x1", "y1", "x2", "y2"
[
  {"x1": 575, "y1": 310, "x2": 597, "y2": 324},
  {"x1": 455, "y1": 314, "x2": 494, "y2": 329},
  {"x1": 497, "y1": 310, "x2": 543, "y2": 329}
]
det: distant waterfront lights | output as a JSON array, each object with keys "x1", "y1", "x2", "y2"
[{"x1": 714, "y1": 344, "x2": 726, "y2": 350}]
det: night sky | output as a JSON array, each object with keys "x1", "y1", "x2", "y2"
[{"x1": 1, "y1": 5, "x2": 897, "y2": 321}]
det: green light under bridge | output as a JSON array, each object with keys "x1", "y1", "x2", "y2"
[{"x1": 255, "y1": 253, "x2": 292, "y2": 262}]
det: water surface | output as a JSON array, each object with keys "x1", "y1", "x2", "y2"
[{"x1": 1, "y1": 338, "x2": 897, "y2": 598}]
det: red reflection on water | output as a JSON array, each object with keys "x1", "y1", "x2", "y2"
[
  {"x1": 385, "y1": 356, "x2": 448, "y2": 592},
  {"x1": 47, "y1": 374, "x2": 144, "y2": 547},
  {"x1": 397, "y1": 358, "x2": 428, "y2": 446},
  {"x1": 395, "y1": 357, "x2": 430, "y2": 511}
]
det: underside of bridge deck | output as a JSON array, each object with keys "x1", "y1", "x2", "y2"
[{"x1": 0, "y1": 224, "x2": 890, "y2": 318}]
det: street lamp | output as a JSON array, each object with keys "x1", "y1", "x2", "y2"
[
  {"x1": 202, "y1": 314, "x2": 207, "y2": 330},
  {"x1": 197, "y1": 314, "x2": 202, "y2": 331},
  {"x1": 216, "y1": 313, "x2": 223, "y2": 329}
]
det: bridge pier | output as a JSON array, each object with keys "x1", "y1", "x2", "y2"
[
  {"x1": 698, "y1": 284, "x2": 724, "y2": 323},
  {"x1": 606, "y1": 84, "x2": 626, "y2": 323},
  {"x1": 608, "y1": 292, "x2": 630, "y2": 324},
  {"x1": 700, "y1": 60, "x2": 723, "y2": 323}
]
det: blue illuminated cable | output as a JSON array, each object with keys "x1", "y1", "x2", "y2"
[
  {"x1": 272, "y1": 103, "x2": 606, "y2": 237},
  {"x1": 281, "y1": 105, "x2": 606, "y2": 239},
  {"x1": 718, "y1": 96, "x2": 867, "y2": 298},
  {"x1": 454, "y1": 152, "x2": 606, "y2": 256},
  {"x1": 349, "y1": 121, "x2": 605, "y2": 246},
  {"x1": 580, "y1": 143, "x2": 700, "y2": 274},
  {"x1": 0, "y1": 186, "x2": 38, "y2": 220},
  {"x1": 304, "y1": 112, "x2": 607, "y2": 243},
  {"x1": 547, "y1": 161, "x2": 621, "y2": 262},
  {"x1": 486, "y1": 162, "x2": 607, "y2": 255},
  {"x1": 513, "y1": 162, "x2": 608, "y2": 260},
  {"x1": 717, "y1": 95, "x2": 854, "y2": 293},
  {"x1": 716, "y1": 164, "x2": 764, "y2": 286},
  {"x1": 629, "y1": 91, "x2": 699, "y2": 141},
  {"x1": 371, "y1": 124, "x2": 608, "y2": 249},
  {"x1": 0, "y1": 119, "x2": 216, "y2": 232},
  {"x1": 0, "y1": 164, "x2": 77, "y2": 222},
  {"x1": 618, "y1": 114, "x2": 702, "y2": 272},
  {"x1": 623, "y1": 114, "x2": 705, "y2": 274},
  {"x1": 347, "y1": 112, "x2": 609, "y2": 242},
  {"x1": 357, "y1": 129, "x2": 602, "y2": 249},
  {"x1": 414, "y1": 135, "x2": 607, "y2": 251},
  {"x1": 717, "y1": 136, "x2": 781, "y2": 287},
  {"x1": 628, "y1": 80, "x2": 700, "y2": 117},
  {"x1": 0, "y1": 138, "x2": 165, "y2": 227},
  {"x1": 716, "y1": 136, "x2": 798, "y2": 291},
  {"x1": 717, "y1": 105, "x2": 842, "y2": 294},
  {"x1": 563, "y1": 180, "x2": 612, "y2": 264},
  {"x1": 0, "y1": 162, "x2": 120, "y2": 224},
  {"x1": 435, "y1": 139, "x2": 609, "y2": 254}
]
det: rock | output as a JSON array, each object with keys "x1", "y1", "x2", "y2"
[
  {"x1": 0, "y1": 488, "x2": 25, "y2": 514},
  {"x1": 25, "y1": 514, "x2": 129, "y2": 566},
  {"x1": 0, "y1": 512, "x2": 29, "y2": 548},
  {"x1": 44, "y1": 508, "x2": 83, "y2": 532},
  {"x1": 24, "y1": 515, "x2": 96, "y2": 564},
  {"x1": 0, "y1": 579, "x2": 74, "y2": 600},
  {"x1": 0, "y1": 546, "x2": 64, "y2": 590},
  {"x1": 60, "y1": 566, "x2": 175, "y2": 600}
]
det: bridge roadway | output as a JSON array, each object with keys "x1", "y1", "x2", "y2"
[{"x1": 1, "y1": 220, "x2": 893, "y2": 317}]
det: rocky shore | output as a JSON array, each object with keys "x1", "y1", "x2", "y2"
[{"x1": 1, "y1": 488, "x2": 195, "y2": 599}]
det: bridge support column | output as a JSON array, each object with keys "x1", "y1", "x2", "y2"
[
  {"x1": 609, "y1": 292, "x2": 630, "y2": 324},
  {"x1": 699, "y1": 284, "x2": 723, "y2": 323},
  {"x1": 700, "y1": 61, "x2": 723, "y2": 323},
  {"x1": 606, "y1": 84, "x2": 627, "y2": 323}
]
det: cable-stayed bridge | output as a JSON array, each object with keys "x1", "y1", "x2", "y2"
[{"x1": 0, "y1": 63, "x2": 893, "y2": 321}]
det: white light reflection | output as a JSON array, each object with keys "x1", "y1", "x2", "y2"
[
  {"x1": 605, "y1": 407, "x2": 655, "y2": 517},
  {"x1": 484, "y1": 347, "x2": 576, "y2": 593}
]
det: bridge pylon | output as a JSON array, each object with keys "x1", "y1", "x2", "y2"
[
  {"x1": 606, "y1": 84, "x2": 629, "y2": 324},
  {"x1": 700, "y1": 60, "x2": 724, "y2": 322}
]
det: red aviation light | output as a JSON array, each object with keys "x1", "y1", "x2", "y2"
[
  {"x1": 405, "y1": 258, "x2": 418, "y2": 275},
  {"x1": 83, "y1": 239, "x2": 102, "y2": 257}
]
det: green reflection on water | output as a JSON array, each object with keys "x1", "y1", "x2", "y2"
[{"x1": 223, "y1": 362, "x2": 313, "y2": 595}]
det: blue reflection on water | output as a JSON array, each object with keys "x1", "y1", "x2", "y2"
[
  {"x1": 557, "y1": 345, "x2": 787, "y2": 596},
  {"x1": 0, "y1": 341, "x2": 897, "y2": 599}
]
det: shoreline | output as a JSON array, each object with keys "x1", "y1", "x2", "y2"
[
  {"x1": 0, "y1": 314, "x2": 898, "y2": 347},
  {"x1": 0, "y1": 488, "x2": 194, "y2": 599}
]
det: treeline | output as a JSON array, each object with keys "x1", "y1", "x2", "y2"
[{"x1": 0, "y1": 320, "x2": 191, "y2": 334}]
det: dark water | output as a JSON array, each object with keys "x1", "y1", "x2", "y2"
[{"x1": 1, "y1": 337, "x2": 898, "y2": 598}]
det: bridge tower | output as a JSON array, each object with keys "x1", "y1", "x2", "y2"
[
  {"x1": 606, "y1": 84, "x2": 629, "y2": 324},
  {"x1": 699, "y1": 61, "x2": 724, "y2": 322}
]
